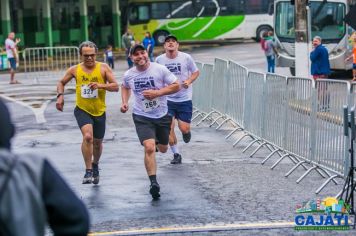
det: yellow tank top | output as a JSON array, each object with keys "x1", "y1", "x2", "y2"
[{"x1": 75, "y1": 62, "x2": 106, "y2": 116}]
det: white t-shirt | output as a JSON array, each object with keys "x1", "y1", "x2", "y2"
[
  {"x1": 122, "y1": 62, "x2": 177, "y2": 118},
  {"x1": 156, "y1": 51, "x2": 199, "y2": 102},
  {"x1": 5, "y1": 38, "x2": 16, "y2": 58}
]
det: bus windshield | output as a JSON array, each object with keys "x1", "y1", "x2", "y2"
[{"x1": 275, "y1": 1, "x2": 345, "y2": 42}]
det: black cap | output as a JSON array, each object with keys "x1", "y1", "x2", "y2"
[
  {"x1": 165, "y1": 35, "x2": 178, "y2": 42},
  {"x1": 130, "y1": 44, "x2": 145, "y2": 55},
  {"x1": 0, "y1": 99, "x2": 15, "y2": 149}
]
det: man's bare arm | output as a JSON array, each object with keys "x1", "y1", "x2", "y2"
[
  {"x1": 120, "y1": 85, "x2": 131, "y2": 113},
  {"x1": 56, "y1": 66, "x2": 75, "y2": 111},
  {"x1": 142, "y1": 82, "x2": 179, "y2": 100},
  {"x1": 183, "y1": 70, "x2": 200, "y2": 88}
]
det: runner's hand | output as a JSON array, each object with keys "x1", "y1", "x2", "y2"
[
  {"x1": 143, "y1": 90, "x2": 159, "y2": 100},
  {"x1": 182, "y1": 80, "x2": 191, "y2": 89},
  {"x1": 120, "y1": 103, "x2": 129, "y2": 113},
  {"x1": 88, "y1": 82, "x2": 100, "y2": 90},
  {"x1": 56, "y1": 98, "x2": 64, "y2": 112}
]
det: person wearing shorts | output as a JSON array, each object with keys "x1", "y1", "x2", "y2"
[
  {"x1": 121, "y1": 44, "x2": 179, "y2": 199},
  {"x1": 156, "y1": 35, "x2": 200, "y2": 164},
  {"x1": 56, "y1": 41, "x2": 119, "y2": 185},
  {"x1": 5, "y1": 32, "x2": 21, "y2": 84}
]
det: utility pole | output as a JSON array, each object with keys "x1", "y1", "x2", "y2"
[{"x1": 295, "y1": 0, "x2": 310, "y2": 77}]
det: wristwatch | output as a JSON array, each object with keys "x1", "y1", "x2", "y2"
[{"x1": 57, "y1": 93, "x2": 64, "y2": 98}]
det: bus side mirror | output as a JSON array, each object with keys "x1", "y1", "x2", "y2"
[{"x1": 268, "y1": 3, "x2": 274, "y2": 15}]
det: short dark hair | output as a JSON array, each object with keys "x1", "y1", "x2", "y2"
[{"x1": 79, "y1": 41, "x2": 98, "y2": 55}]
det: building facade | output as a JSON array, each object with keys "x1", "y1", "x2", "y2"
[{"x1": 0, "y1": 0, "x2": 128, "y2": 48}]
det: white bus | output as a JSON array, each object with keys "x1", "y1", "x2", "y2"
[
  {"x1": 274, "y1": 0, "x2": 356, "y2": 75},
  {"x1": 127, "y1": 0, "x2": 274, "y2": 44}
]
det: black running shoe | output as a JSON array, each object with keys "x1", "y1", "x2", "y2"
[
  {"x1": 92, "y1": 163, "x2": 100, "y2": 185},
  {"x1": 149, "y1": 182, "x2": 160, "y2": 199},
  {"x1": 182, "y1": 132, "x2": 191, "y2": 143},
  {"x1": 171, "y1": 153, "x2": 182, "y2": 164},
  {"x1": 82, "y1": 169, "x2": 92, "y2": 184}
]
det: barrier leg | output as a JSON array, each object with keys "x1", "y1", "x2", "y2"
[
  {"x1": 196, "y1": 110, "x2": 215, "y2": 126},
  {"x1": 242, "y1": 139, "x2": 261, "y2": 153},
  {"x1": 192, "y1": 112, "x2": 204, "y2": 122},
  {"x1": 225, "y1": 127, "x2": 243, "y2": 139},
  {"x1": 315, "y1": 175, "x2": 340, "y2": 194},
  {"x1": 249, "y1": 142, "x2": 267, "y2": 158},
  {"x1": 296, "y1": 166, "x2": 318, "y2": 184},
  {"x1": 232, "y1": 133, "x2": 253, "y2": 147},
  {"x1": 284, "y1": 161, "x2": 307, "y2": 177},
  {"x1": 261, "y1": 149, "x2": 280, "y2": 165},
  {"x1": 216, "y1": 118, "x2": 232, "y2": 130},
  {"x1": 209, "y1": 114, "x2": 224, "y2": 127},
  {"x1": 271, "y1": 154, "x2": 290, "y2": 170}
]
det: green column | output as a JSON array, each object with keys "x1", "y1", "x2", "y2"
[
  {"x1": 80, "y1": 0, "x2": 89, "y2": 42},
  {"x1": 43, "y1": 0, "x2": 53, "y2": 47},
  {"x1": 112, "y1": 0, "x2": 122, "y2": 48},
  {"x1": 1, "y1": 0, "x2": 11, "y2": 36}
]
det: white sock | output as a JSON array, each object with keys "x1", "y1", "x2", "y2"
[{"x1": 170, "y1": 145, "x2": 179, "y2": 154}]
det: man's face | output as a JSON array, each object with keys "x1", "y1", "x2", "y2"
[
  {"x1": 313, "y1": 38, "x2": 321, "y2": 47},
  {"x1": 81, "y1": 47, "x2": 96, "y2": 67},
  {"x1": 164, "y1": 39, "x2": 179, "y2": 52},
  {"x1": 131, "y1": 49, "x2": 149, "y2": 66}
]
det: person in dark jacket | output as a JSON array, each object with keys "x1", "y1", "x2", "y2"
[
  {"x1": 310, "y1": 36, "x2": 331, "y2": 80},
  {"x1": 0, "y1": 98, "x2": 90, "y2": 236}
]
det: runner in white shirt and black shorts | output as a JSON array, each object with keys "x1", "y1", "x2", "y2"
[
  {"x1": 156, "y1": 35, "x2": 200, "y2": 164},
  {"x1": 121, "y1": 44, "x2": 179, "y2": 200}
]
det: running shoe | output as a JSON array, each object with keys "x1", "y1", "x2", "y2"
[
  {"x1": 182, "y1": 131, "x2": 191, "y2": 143},
  {"x1": 92, "y1": 163, "x2": 100, "y2": 185},
  {"x1": 170, "y1": 153, "x2": 182, "y2": 164},
  {"x1": 82, "y1": 169, "x2": 92, "y2": 184},
  {"x1": 149, "y1": 182, "x2": 160, "y2": 200}
]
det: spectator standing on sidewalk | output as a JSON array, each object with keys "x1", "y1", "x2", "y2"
[
  {"x1": 104, "y1": 44, "x2": 114, "y2": 69},
  {"x1": 310, "y1": 36, "x2": 330, "y2": 80},
  {"x1": 0, "y1": 99, "x2": 90, "y2": 236},
  {"x1": 5, "y1": 32, "x2": 21, "y2": 84},
  {"x1": 345, "y1": 36, "x2": 356, "y2": 81},
  {"x1": 264, "y1": 31, "x2": 278, "y2": 73},
  {"x1": 142, "y1": 32, "x2": 155, "y2": 62},
  {"x1": 122, "y1": 28, "x2": 135, "y2": 68}
]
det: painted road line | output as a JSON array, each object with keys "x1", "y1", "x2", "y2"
[{"x1": 88, "y1": 221, "x2": 295, "y2": 235}]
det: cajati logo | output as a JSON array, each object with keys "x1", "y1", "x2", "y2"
[{"x1": 294, "y1": 197, "x2": 350, "y2": 231}]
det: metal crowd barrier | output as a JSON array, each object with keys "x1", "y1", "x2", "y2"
[
  {"x1": 23, "y1": 47, "x2": 80, "y2": 83},
  {"x1": 193, "y1": 58, "x2": 356, "y2": 195}
]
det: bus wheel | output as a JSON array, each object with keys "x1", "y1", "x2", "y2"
[
  {"x1": 290, "y1": 67, "x2": 296, "y2": 76},
  {"x1": 154, "y1": 30, "x2": 169, "y2": 45},
  {"x1": 256, "y1": 25, "x2": 272, "y2": 42}
]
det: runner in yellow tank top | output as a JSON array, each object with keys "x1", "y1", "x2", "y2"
[
  {"x1": 56, "y1": 41, "x2": 119, "y2": 185},
  {"x1": 76, "y1": 61, "x2": 106, "y2": 116}
]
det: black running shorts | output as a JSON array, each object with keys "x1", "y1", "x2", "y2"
[
  {"x1": 74, "y1": 106, "x2": 106, "y2": 139},
  {"x1": 132, "y1": 113, "x2": 172, "y2": 145}
]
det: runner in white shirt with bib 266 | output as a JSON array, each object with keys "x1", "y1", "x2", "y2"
[
  {"x1": 155, "y1": 35, "x2": 200, "y2": 164},
  {"x1": 121, "y1": 44, "x2": 179, "y2": 200}
]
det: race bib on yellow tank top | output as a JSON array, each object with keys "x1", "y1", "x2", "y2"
[{"x1": 75, "y1": 63, "x2": 106, "y2": 116}]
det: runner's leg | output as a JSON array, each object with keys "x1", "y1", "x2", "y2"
[{"x1": 80, "y1": 124, "x2": 94, "y2": 170}]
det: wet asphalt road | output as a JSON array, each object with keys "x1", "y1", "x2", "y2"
[{"x1": 1, "y1": 42, "x2": 355, "y2": 235}]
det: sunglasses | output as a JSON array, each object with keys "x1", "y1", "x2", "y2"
[{"x1": 83, "y1": 54, "x2": 96, "y2": 58}]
